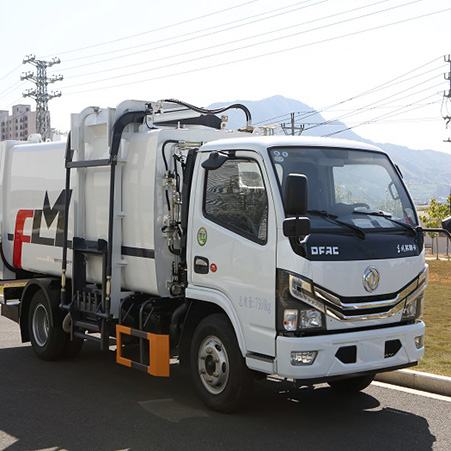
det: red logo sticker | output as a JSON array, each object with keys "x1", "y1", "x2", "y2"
[{"x1": 210, "y1": 263, "x2": 217, "y2": 273}]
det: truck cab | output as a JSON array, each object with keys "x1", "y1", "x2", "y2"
[{"x1": 185, "y1": 136, "x2": 426, "y2": 404}]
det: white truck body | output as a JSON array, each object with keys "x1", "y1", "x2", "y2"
[
  {"x1": 0, "y1": 124, "x2": 241, "y2": 297},
  {"x1": 0, "y1": 99, "x2": 427, "y2": 412}
]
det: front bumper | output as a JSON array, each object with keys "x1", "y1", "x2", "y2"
[{"x1": 275, "y1": 321, "x2": 425, "y2": 380}]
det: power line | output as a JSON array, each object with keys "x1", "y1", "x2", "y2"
[
  {"x1": 0, "y1": 80, "x2": 23, "y2": 100},
  {"x1": 276, "y1": 59, "x2": 445, "y2": 127},
  {"x1": 60, "y1": 0, "x2": 430, "y2": 92},
  {"x1": 2, "y1": 96, "x2": 26, "y2": 110},
  {"x1": 254, "y1": 59, "x2": 444, "y2": 128},
  {"x1": 324, "y1": 94, "x2": 439, "y2": 137},
  {"x1": 0, "y1": 64, "x2": 22, "y2": 83},
  {"x1": 57, "y1": 0, "x2": 319, "y2": 68},
  {"x1": 317, "y1": 82, "x2": 444, "y2": 131},
  {"x1": 297, "y1": 115, "x2": 442, "y2": 125},
  {"x1": 40, "y1": 0, "x2": 260, "y2": 58},
  {"x1": 253, "y1": 58, "x2": 445, "y2": 134},
  {"x1": 302, "y1": 74, "x2": 445, "y2": 132},
  {"x1": 58, "y1": 0, "x2": 329, "y2": 76},
  {"x1": 65, "y1": 5, "x2": 450, "y2": 97}
]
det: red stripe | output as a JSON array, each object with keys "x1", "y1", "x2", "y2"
[{"x1": 13, "y1": 209, "x2": 33, "y2": 269}]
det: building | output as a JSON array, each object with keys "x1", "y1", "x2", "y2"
[{"x1": 0, "y1": 104, "x2": 37, "y2": 141}]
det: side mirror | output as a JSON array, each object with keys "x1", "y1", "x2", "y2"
[
  {"x1": 283, "y1": 174, "x2": 310, "y2": 238},
  {"x1": 202, "y1": 152, "x2": 228, "y2": 170},
  {"x1": 284, "y1": 173, "x2": 308, "y2": 215},
  {"x1": 442, "y1": 216, "x2": 451, "y2": 233},
  {"x1": 283, "y1": 217, "x2": 310, "y2": 237}
]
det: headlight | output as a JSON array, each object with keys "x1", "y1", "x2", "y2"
[
  {"x1": 300, "y1": 309, "x2": 323, "y2": 328},
  {"x1": 283, "y1": 309, "x2": 298, "y2": 331},
  {"x1": 289, "y1": 274, "x2": 325, "y2": 313},
  {"x1": 402, "y1": 286, "x2": 425, "y2": 320},
  {"x1": 277, "y1": 270, "x2": 325, "y2": 334}
]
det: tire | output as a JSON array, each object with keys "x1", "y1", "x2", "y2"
[
  {"x1": 28, "y1": 290, "x2": 67, "y2": 361},
  {"x1": 190, "y1": 314, "x2": 253, "y2": 413},
  {"x1": 327, "y1": 374, "x2": 374, "y2": 393}
]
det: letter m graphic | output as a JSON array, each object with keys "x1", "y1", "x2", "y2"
[{"x1": 32, "y1": 190, "x2": 72, "y2": 247}]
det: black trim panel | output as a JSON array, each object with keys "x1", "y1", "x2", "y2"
[
  {"x1": 121, "y1": 246, "x2": 155, "y2": 259},
  {"x1": 4, "y1": 235, "x2": 154, "y2": 259},
  {"x1": 300, "y1": 232, "x2": 422, "y2": 261}
]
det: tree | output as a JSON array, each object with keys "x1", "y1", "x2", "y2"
[{"x1": 420, "y1": 196, "x2": 451, "y2": 259}]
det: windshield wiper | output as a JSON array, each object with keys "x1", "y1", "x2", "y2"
[
  {"x1": 308, "y1": 209, "x2": 366, "y2": 239},
  {"x1": 352, "y1": 210, "x2": 417, "y2": 237}
]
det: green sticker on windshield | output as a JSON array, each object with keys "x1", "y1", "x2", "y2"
[{"x1": 197, "y1": 227, "x2": 207, "y2": 246}]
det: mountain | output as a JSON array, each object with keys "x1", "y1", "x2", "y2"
[{"x1": 208, "y1": 95, "x2": 451, "y2": 204}]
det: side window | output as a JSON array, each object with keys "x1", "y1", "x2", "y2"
[{"x1": 204, "y1": 159, "x2": 268, "y2": 244}]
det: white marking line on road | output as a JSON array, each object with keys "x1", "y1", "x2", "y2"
[
  {"x1": 372, "y1": 381, "x2": 451, "y2": 402},
  {"x1": 0, "y1": 430, "x2": 18, "y2": 448}
]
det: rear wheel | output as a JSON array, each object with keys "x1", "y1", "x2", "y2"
[
  {"x1": 28, "y1": 290, "x2": 66, "y2": 361},
  {"x1": 327, "y1": 374, "x2": 374, "y2": 393},
  {"x1": 191, "y1": 314, "x2": 253, "y2": 413}
]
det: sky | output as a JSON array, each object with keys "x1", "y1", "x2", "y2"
[{"x1": 1, "y1": 0, "x2": 451, "y2": 153}]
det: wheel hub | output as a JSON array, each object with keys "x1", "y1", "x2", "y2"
[
  {"x1": 32, "y1": 303, "x2": 49, "y2": 347},
  {"x1": 198, "y1": 336, "x2": 229, "y2": 394}
]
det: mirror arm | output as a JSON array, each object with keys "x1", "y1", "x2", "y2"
[
  {"x1": 418, "y1": 227, "x2": 451, "y2": 240},
  {"x1": 295, "y1": 214, "x2": 301, "y2": 238}
]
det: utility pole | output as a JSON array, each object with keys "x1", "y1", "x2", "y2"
[
  {"x1": 281, "y1": 112, "x2": 304, "y2": 136},
  {"x1": 20, "y1": 54, "x2": 63, "y2": 141},
  {"x1": 443, "y1": 54, "x2": 451, "y2": 143}
]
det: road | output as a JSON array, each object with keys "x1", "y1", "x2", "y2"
[{"x1": 0, "y1": 314, "x2": 450, "y2": 451}]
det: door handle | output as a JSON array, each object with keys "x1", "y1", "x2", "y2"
[{"x1": 194, "y1": 256, "x2": 209, "y2": 274}]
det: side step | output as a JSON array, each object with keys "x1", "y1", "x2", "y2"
[{"x1": 116, "y1": 325, "x2": 170, "y2": 377}]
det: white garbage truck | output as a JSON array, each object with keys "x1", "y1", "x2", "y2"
[{"x1": 0, "y1": 99, "x2": 430, "y2": 412}]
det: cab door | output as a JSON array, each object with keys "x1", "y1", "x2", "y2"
[{"x1": 187, "y1": 150, "x2": 277, "y2": 357}]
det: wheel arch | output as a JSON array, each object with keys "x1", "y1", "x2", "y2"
[
  {"x1": 19, "y1": 277, "x2": 61, "y2": 343},
  {"x1": 179, "y1": 289, "x2": 247, "y2": 368}
]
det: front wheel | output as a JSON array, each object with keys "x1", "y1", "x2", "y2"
[
  {"x1": 327, "y1": 374, "x2": 374, "y2": 393},
  {"x1": 28, "y1": 290, "x2": 66, "y2": 361},
  {"x1": 190, "y1": 314, "x2": 253, "y2": 413}
]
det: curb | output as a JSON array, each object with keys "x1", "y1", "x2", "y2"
[{"x1": 375, "y1": 369, "x2": 451, "y2": 397}]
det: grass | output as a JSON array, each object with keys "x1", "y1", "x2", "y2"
[{"x1": 416, "y1": 259, "x2": 451, "y2": 377}]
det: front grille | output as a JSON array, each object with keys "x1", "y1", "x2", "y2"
[
  {"x1": 340, "y1": 292, "x2": 397, "y2": 304},
  {"x1": 313, "y1": 275, "x2": 422, "y2": 321}
]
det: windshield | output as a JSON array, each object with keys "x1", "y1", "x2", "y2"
[{"x1": 269, "y1": 146, "x2": 418, "y2": 230}]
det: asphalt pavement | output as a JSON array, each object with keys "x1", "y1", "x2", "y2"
[{"x1": 0, "y1": 315, "x2": 450, "y2": 451}]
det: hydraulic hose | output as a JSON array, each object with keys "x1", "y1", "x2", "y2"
[{"x1": 161, "y1": 99, "x2": 252, "y2": 128}]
